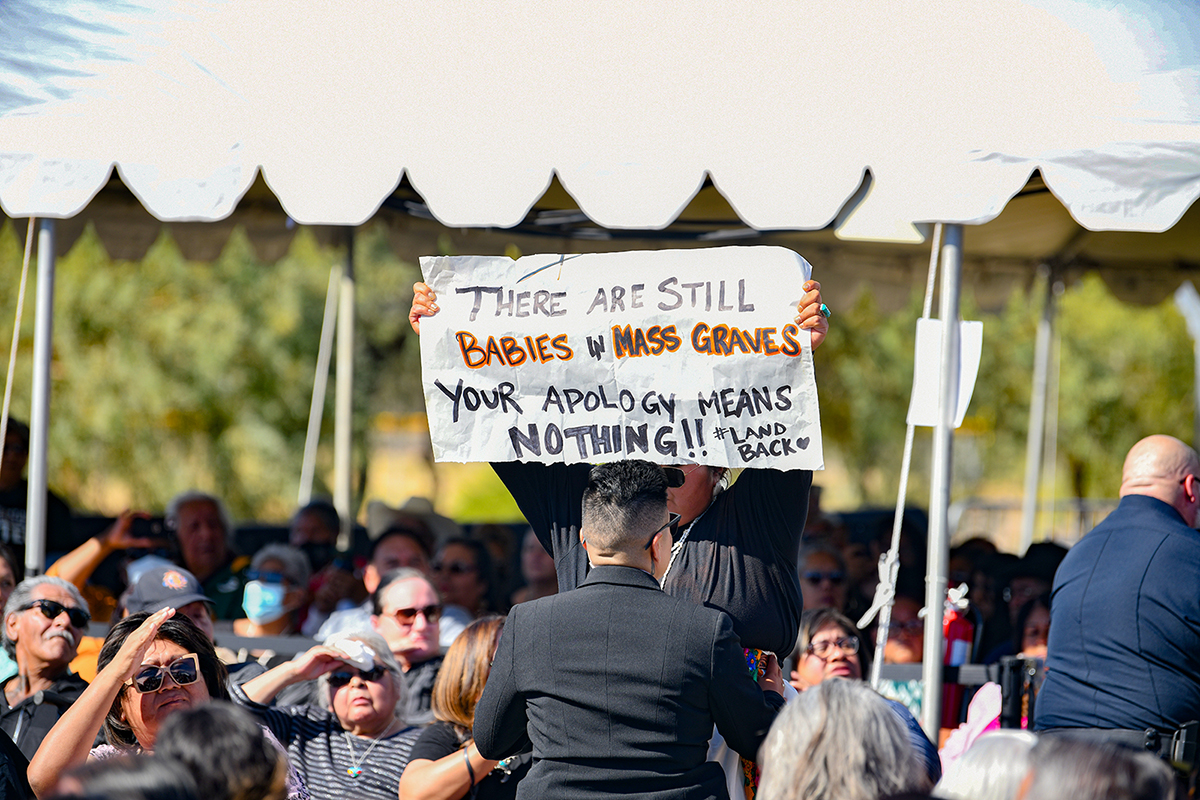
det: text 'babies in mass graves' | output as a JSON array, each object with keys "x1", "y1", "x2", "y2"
[{"x1": 452, "y1": 279, "x2": 805, "y2": 367}]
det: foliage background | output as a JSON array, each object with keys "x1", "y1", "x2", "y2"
[{"x1": 0, "y1": 221, "x2": 1193, "y2": 525}]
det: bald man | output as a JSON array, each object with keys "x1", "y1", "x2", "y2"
[{"x1": 1035, "y1": 436, "x2": 1200, "y2": 751}]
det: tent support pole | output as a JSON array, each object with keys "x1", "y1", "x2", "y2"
[
  {"x1": 298, "y1": 264, "x2": 340, "y2": 507},
  {"x1": 334, "y1": 228, "x2": 355, "y2": 550},
  {"x1": 26, "y1": 219, "x2": 55, "y2": 577},
  {"x1": 1019, "y1": 265, "x2": 1056, "y2": 554},
  {"x1": 921, "y1": 222, "x2": 962, "y2": 739}
]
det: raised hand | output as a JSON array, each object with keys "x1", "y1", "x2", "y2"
[
  {"x1": 794, "y1": 279, "x2": 829, "y2": 351},
  {"x1": 409, "y1": 282, "x2": 438, "y2": 334}
]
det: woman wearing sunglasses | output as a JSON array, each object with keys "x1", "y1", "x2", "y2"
[
  {"x1": 230, "y1": 629, "x2": 422, "y2": 800},
  {"x1": 27, "y1": 608, "x2": 308, "y2": 799}
]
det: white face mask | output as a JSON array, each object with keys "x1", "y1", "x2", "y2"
[{"x1": 242, "y1": 580, "x2": 290, "y2": 625}]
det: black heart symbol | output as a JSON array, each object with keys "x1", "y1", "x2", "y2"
[{"x1": 796, "y1": 437, "x2": 810, "y2": 450}]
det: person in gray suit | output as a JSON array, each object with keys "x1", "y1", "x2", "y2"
[{"x1": 474, "y1": 460, "x2": 785, "y2": 800}]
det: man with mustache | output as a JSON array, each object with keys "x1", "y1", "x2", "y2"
[{"x1": 0, "y1": 576, "x2": 90, "y2": 760}]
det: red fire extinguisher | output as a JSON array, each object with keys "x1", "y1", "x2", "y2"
[{"x1": 941, "y1": 584, "x2": 974, "y2": 729}]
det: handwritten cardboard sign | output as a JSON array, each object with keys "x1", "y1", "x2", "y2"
[{"x1": 419, "y1": 246, "x2": 823, "y2": 469}]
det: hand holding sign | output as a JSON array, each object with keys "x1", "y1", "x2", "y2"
[{"x1": 416, "y1": 247, "x2": 826, "y2": 470}]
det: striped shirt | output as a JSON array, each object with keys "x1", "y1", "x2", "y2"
[{"x1": 231, "y1": 683, "x2": 421, "y2": 800}]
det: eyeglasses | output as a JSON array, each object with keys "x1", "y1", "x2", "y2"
[
  {"x1": 328, "y1": 665, "x2": 389, "y2": 688},
  {"x1": 806, "y1": 636, "x2": 860, "y2": 658},
  {"x1": 644, "y1": 512, "x2": 681, "y2": 550},
  {"x1": 886, "y1": 620, "x2": 925, "y2": 636},
  {"x1": 388, "y1": 604, "x2": 443, "y2": 625},
  {"x1": 20, "y1": 599, "x2": 90, "y2": 629},
  {"x1": 126, "y1": 653, "x2": 200, "y2": 694},
  {"x1": 801, "y1": 570, "x2": 845, "y2": 586},
  {"x1": 662, "y1": 465, "x2": 703, "y2": 487},
  {"x1": 245, "y1": 569, "x2": 293, "y2": 586},
  {"x1": 1002, "y1": 585, "x2": 1043, "y2": 604},
  {"x1": 432, "y1": 561, "x2": 476, "y2": 576}
]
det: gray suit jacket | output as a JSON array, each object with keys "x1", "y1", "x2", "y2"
[{"x1": 474, "y1": 565, "x2": 783, "y2": 800}]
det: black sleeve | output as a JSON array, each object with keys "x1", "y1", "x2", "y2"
[
  {"x1": 725, "y1": 467, "x2": 811, "y2": 570},
  {"x1": 408, "y1": 721, "x2": 464, "y2": 763},
  {"x1": 0, "y1": 731, "x2": 30, "y2": 800},
  {"x1": 472, "y1": 608, "x2": 529, "y2": 761},
  {"x1": 707, "y1": 611, "x2": 785, "y2": 761},
  {"x1": 44, "y1": 490, "x2": 76, "y2": 553},
  {"x1": 491, "y1": 461, "x2": 592, "y2": 593}
]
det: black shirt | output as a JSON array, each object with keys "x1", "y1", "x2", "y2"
[
  {"x1": 491, "y1": 462, "x2": 811, "y2": 656},
  {"x1": 0, "y1": 671, "x2": 88, "y2": 761},
  {"x1": 409, "y1": 721, "x2": 530, "y2": 800},
  {"x1": 1035, "y1": 495, "x2": 1200, "y2": 732},
  {"x1": 0, "y1": 481, "x2": 73, "y2": 576}
]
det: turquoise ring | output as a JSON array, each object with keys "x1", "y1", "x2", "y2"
[{"x1": 818, "y1": 303, "x2": 831, "y2": 319}]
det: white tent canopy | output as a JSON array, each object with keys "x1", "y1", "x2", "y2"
[
  {"x1": 2, "y1": 0, "x2": 1198, "y2": 234},
  {"x1": 3, "y1": 0, "x2": 1199, "y2": 736}
]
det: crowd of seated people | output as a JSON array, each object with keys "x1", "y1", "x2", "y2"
[
  {"x1": 797, "y1": 496, "x2": 1070, "y2": 726},
  {"x1": 0, "y1": 454, "x2": 1189, "y2": 800}
]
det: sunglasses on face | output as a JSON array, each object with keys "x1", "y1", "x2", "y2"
[
  {"x1": 643, "y1": 512, "x2": 681, "y2": 550},
  {"x1": 21, "y1": 598, "x2": 90, "y2": 629},
  {"x1": 126, "y1": 653, "x2": 201, "y2": 694},
  {"x1": 389, "y1": 604, "x2": 443, "y2": 625},
  {"x1": 801, "y1": 571, "x2": 845, "y2": 586},
  {"x1": 661, "y1": 465, "x2": 703, "y2": 488},
  {"x1": 432, "y1": 561, "x2": 476, "y2": 576},
  {"x1": 328, "y1": 665, "x2": 388, "y2": 687}
]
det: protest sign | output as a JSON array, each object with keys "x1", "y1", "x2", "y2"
[{"x1": 419, "y1": 246, "x2": 823, "y2": 469}]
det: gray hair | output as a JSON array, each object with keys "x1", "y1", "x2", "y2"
[
  {"x1": 166, "y1": 490, "x2": 235, "y2": 548},
  {"x1": 1021, "y1": 735, "x2": 1177, "y2": 800},
  {"x1": 797, "y1": 541, "x2": 847, "y2": 573},
  {"x1": 758, "y1": 678, "x2": 928, "y2": 800},
  {"x1": 934, "y1": 730, "x2": 1039, "y2": 800},
  {"x1": 251, "y1": 543, "x2": 311, "y2": 588},
  {"x1": 317, "y1": 628, "x2": 408, "y2": 725},
  {"x1": 3, "y1": 576, "x2": 88, "y2": 657}
]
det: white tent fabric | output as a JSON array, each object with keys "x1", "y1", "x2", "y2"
[{"x1": 2, "y1": 0, "x2": 1198, "y2": 233}]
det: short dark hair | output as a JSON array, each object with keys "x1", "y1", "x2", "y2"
[
  {"x1": 98, "y1": 613, "x2": 230, "y2": 748},
  {"x1": 369, "y1": 522, "x2": 435, "y2": 564},
  {"x1": 61, "y1": 754, "x2": 200, "y2": 800},
  {"x1": 156, "y1": 704, "x2": 287, "y2": 800},
  {"x1": 3, "y1": 419, "x2": 29, "y2": 449},
  {"x1": 580, "y1": 460, "x2": 669, "y2": 553},
  {"x1": 295, "y1": 500, "x2": 340, "y2": 536}
]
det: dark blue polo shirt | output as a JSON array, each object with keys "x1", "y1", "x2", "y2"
[{"x1": 1035, "y1": 494, "x2": 1200, "y2": 732}]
